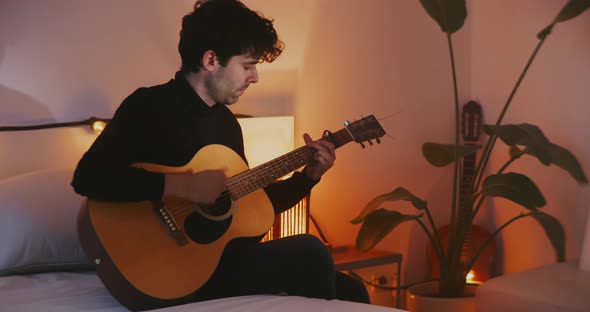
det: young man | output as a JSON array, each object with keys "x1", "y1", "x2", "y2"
[{"x1": 72, "y1": 0, "x2": 369, "y2": 310}]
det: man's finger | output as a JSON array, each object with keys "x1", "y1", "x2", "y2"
[{"x1": 303, "y1": 133, "x2": 313, "y2": 144}]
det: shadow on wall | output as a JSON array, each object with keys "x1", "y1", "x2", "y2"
[
  {"x1": 0, "y1": 1, "x2": 99, "y2": 179},
  {"x1": 0, "y1": 86, "x2": 54, "y2": 124},
  {"x1": 65, "y1": 88, "x2": 112, "y2": 121},
  {"x1": 0, "y1": 0, "x2": 54, "y2": 124}
]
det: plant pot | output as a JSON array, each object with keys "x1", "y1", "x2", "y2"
[{"x1": 406, "y1": 281, "x2": 477, "y2": 312}]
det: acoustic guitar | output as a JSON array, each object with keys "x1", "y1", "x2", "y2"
[
  {"x1": 77, "y1": 115, "x2": 386, "y2": 311},
  {"x1": 428, "y1": 101, "x2": 496, "y2": 283}
]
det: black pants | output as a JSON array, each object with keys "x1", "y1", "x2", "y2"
[{"x1": 192, "y1": 234, "x2": 370, "y2": 304}]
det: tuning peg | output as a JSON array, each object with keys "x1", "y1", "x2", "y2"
[
  {"x1": 359, "y1": 142, "x2": 366, "y2": 149},
  {"x1": 376, "y1": 138, "x2": 381, "y2": 144},
  {"x1": 344, "y1": 120, "x2": 351, "y2": 126},
  {"x1": 367, "y1": 140, "x2": 373, "y2": 146}
]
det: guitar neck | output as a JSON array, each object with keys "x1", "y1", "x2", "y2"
[
  {"x1": 458, "y1": 143, "x2": 477, "y2": 258},
  {"x1": 458, "y1": 143, "x2": 477, "y2": 216},
  {"x1": 460, "y1": 151, "x2": 476, "y2": 199},
  {"x1": 227, "y1": 127, "x2": 353, "y2": 200}
]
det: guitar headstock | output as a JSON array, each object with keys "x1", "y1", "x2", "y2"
[
  {"x1": 461, "y1": 100, "x2": 483, "y2": 143},
  {"x1": 344, "y1": 115, "x2": 386, "y2": 148}
]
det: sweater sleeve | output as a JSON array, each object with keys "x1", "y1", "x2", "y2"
[
  {"x1": 71, "y1": 89, "x2": 165, "y2": 201},
  {"x1": 264, "y1": 170, "x2": 320, "y2": 215}
]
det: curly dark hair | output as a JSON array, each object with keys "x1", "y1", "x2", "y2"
[{"x1": 178, "y1": 0, "x2": 284, "y2": 72}]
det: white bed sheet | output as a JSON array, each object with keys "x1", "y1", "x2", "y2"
[{"x1": 0, "y1": 271, "x2": 402, "y2": 312}]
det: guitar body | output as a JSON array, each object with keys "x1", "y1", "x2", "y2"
[
  {"x1": 77, "y1": 115, "x2": 386, "y2": 311},
  {"x1": 78, "y1": 144, "x2": 274, "y2": 311}
]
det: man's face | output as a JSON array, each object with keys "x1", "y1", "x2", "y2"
[{"x1": 208, "y1": 54, "x2": 259, "y2": 105}]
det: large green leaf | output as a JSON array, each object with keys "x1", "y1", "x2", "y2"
[
  {"x1": 422, "y1": 143, "x2": 481, "y2": 167},
  {"x1": 419, "y1": 0, "x2": 467, "y2": 34},
  {"x1": 529, "y1": 211, "x2": 566, "y2": 261},
  {"x1": 355, "y1": 209, "x2": 422, "y2": 252},
  {"x1": 483, "y1": 124, "x2": 588, "y2": 184},
  {"x1": 538, "y1": 0, "x2": 590, "y2": 39},
  {"x1": 549, "y1": 144, "x2": 589, "y2": 184},
  {"x1": 483, "y1": 124, "x2": 551, "y2": 164},
  {"x1": 351, "y1": 187, "x2": 427, "y2": 224},
  {"x1": 482, "y1": 173, "x2": 546, "y2": 210}
]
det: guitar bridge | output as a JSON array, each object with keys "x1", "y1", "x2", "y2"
[{"x1": 151, "y1": 201, "x2": 188, "y2": 246}]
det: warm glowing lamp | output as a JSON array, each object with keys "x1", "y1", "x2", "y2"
[
  {"x1": 92, "y1": 120, "x2": 107, "y2": 134},
  {"x1": 466, "y1": 270, "x2": 475, "y2": 283},
  {"x1": 466, "y1": 269, "x2": 482, "y2": 285},
  {"x1": 237, "y1": 116, "x2": 309, "y2": 241},
  {"x1": 237, "y1": 116, "x2": 294, "y2": 168}
]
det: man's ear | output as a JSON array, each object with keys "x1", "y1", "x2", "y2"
[{"x1": 202, "y1": 50, "x2": 218, "y2": 71}]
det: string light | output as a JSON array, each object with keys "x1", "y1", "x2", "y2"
[
  {"x1": 0, "y1": 117, "x2": 111, "y2": 133},
  {"x1": 91, "y1": 120, "x2": 108, "y2": 134}
]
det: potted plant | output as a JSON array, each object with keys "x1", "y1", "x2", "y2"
[{"x1": 351, "y1": 0, "x2": 589, "y2": 309}]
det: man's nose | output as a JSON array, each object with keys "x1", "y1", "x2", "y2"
[{"x1": 248, "y1": 68, "x2": 259, "y2": 84}]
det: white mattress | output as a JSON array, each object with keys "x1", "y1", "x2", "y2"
[
  {"x1": 0, "y1": 271, "x2": 401, "y2": 312},
  {"x1": 475, "y1": 261, "x2": 590, "y2": 312}
]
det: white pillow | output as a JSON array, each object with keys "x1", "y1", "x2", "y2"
[
  {"x1": 0, "y1": 168, "x2": 91, "y2": 276},
  {"x1": 0, "y1": 127, "x2": 96, "y2": 180}
]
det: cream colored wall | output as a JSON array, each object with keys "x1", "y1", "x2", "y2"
[
  {"x1": 0, "y1": 1, "x2": 188, "y2": 123},
  {"x1": 0, "y1": 0, "x2": 303, "y2": 123},
  {"x1": 0, "y1": 0, "x2": 464, "y2": 285},
  {"x1": 1, "y1": 0, "x2": 588, "y2": 286},
  {"x1": 293, "y1": 0, "x2": 472, "y2": 284},
  {"x1": 471, "y1": 0, "x2": 590, "y2": 274}
]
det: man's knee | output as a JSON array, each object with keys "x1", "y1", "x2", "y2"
[{"x1": 289, "y1": 234, "x2": 333, "y2": 264}]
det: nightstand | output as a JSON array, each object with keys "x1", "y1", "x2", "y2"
[{"x1": 331, "y1": 245, "x2": 402, "y2": 308}]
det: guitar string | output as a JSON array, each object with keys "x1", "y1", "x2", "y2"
[
  {"x1": 168, "y1": 133, "x2": 339, "y2": 219},
  {"x1": 227, "y1": 128, "x2": 352, "y2": 197},
  {"x1": 175, "y1": 124, "x2": 372, "y2": 219},
  {"x1": 229, "y1": 138, "x2": 326, "y2": 190},
  {"x1": 231, "y1": 146, "x2": 313, "y2": 192},
  {"x1": 224, "y1": 147, "x2": 308, "y2": 199},
  {"x1": 165, "y1": 146, "x2": 316, "y2": 222},
  {"x1": 219, "y1": 125, "x2": 366, "y2": 199},
  {"x1": 166, "y1": 124, "x2": 374, "y2": 220}
]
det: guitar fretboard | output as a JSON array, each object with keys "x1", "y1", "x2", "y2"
[
  {"x1": 226, "y1": 128, "x2": 353, "y2": 199},
  {"x1": 460, "y1": 150, "x2": 476, "y2": 203}
]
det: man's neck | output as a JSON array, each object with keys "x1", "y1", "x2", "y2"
[{"x1": 184, "y1": 71, "x2": 216, "y2": 107}]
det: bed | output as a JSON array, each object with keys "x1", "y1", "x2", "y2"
[{"x1": 0, "y1": 126, "x2": 403, "y2": 312}]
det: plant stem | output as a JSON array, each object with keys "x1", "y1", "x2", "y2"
[
  {"x1": 471, "y1": 149, "x2": 525, "y2": 226},
  {"x1": 416, "y1": 218, "x2": 444, "y2": 259},
  {"x1": 446, "y1": 32, "x2": 462, "y2": 276},
  {"x1": 496, "y1": 155, "x2": 517, "y2": 174},
  {"x1": 495, "y1": 40, "x2": 547, "y2": 125},
  {"x1": 474, "y1": 137, "x2": 495, "y2": 191},
  {"x1": 425, "y1": 206, "x2": 445, "y2": 257},
  {"x1": 466, "y1": 212, "x2": 531, "y2": 273},
  {"x1": 473, "y1": 37, "x2": 548, "y2": 192},
  {"x1": 471, "y1": 194, "x2": 486, "y2": 224}
]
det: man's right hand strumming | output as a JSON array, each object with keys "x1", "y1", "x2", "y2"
[{"x1": 164, "y1": 169, "x2": 227, "y2": 204}]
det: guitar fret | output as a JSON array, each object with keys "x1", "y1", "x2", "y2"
[
  {"x1": 228, "y1": 147, "x2": 316, "y2": 199},
  {"x1": 226, "y1": 116, "x2": 383, "y2": 200},
  {"x1": 228, "y1": 133, "x2": 351, "y2": 199}
]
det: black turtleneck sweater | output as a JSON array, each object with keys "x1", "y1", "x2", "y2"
[{"x1": 72, "y1": 72, "x2": 316, "y2": 214}]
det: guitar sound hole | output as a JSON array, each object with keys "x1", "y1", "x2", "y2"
[
  {"x1": 184, "y1": 213, "x2": 232, "y2": 244},
  {"x1": 199, "y1": 191, "x2": 232, "y2": 217}
]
